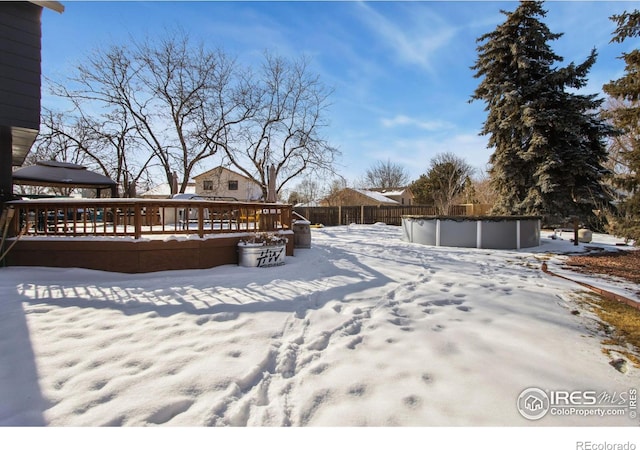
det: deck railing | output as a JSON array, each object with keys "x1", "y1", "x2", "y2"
[{"x1": 7, "y1": 199, "x2": 292, "y2": 239}]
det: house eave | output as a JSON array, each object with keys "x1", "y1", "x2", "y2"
[{"x1": 29, "y1": 1, "x2": 65, "y2": 13}]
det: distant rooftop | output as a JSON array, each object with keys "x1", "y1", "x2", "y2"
[
  {"x1": 139, "y1": 182, "x2": 196, "y2": 198},
  {"x1": 353, "y1": 189, "x2": 399, "y2": 204}
]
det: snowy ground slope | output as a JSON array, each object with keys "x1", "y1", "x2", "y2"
[{"x1": 0, "y1": 224, "x2": 638, "y2": 426}]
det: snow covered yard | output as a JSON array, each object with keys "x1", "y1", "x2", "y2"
[{"x1": 0, "y1": 223, "x2": 638, "y2": 427}]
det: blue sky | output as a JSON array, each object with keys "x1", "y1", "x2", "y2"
[{"x1": 40, "y1": 1, "x2": 637, "y2": 186}]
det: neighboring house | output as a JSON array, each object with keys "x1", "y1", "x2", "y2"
[
  {"x1": 320, "y1": 188, "x2": 401, "y2": 207},
  {"x1": 139, "y1": 181, "x2": 196, "y2": 199},
  {"x1": 370, "y1": 187, "x2": 415, "y2": 205},
  {"x1": 193, "y1": 166, "x2": 262, "y2": 201}
]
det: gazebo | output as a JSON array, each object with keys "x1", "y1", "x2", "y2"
[{"x1": 12, "y1": 160, "x2": 117, "y2": 198}]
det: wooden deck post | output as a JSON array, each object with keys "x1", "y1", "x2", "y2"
[
  {"x1": 134, "y1": 203, "x2": 142, "y2": 239},
  {"x1": 198, "y1": 205, "x2": 204, "y2": 238}
]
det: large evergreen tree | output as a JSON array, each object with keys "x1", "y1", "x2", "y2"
[
  {"x1": 603, "y1": 10, "x2": 640, "y2": 241},
  {"x1": 471, "y1": 1, "x2": 613, "y2": 224}
]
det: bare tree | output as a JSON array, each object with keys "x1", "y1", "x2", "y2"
[
  {"x1": 34, "y1": 105, "x2": 154, "y2": 197},
  {"x1": 49, "y1": 31, "x2": 249, "y2": 193},
  {"x1": 410, "y1": 152, "x2": 474, "y2": 214},
  {"x1": 470, "y1": 170, "x2": 498, "y2": 206},
  {"x1": 603, "y1": 97, "x2": 637, "y2": 178},
  {"x1": 288, "y1": 177, "x2": 322, "y2": 205},
  {"x1": 321, "y1": 177, "x2": 348, "y2": 206},
  {"x1": 364, "y1": 159, "x2": 410, "y2": 189},
  {"x1": 217, "y1": 53, "x2": 339, "y2": 199},
  {"x1": 44, "y1": 34, "x2": 336, "y2": 198}
]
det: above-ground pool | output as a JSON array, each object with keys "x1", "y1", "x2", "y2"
[{"x1": 401, "y1": 216, "x2": 541, "y2": 250}]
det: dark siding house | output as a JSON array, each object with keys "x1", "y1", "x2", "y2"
[{"x1": 0, "y1": 1, "x2": 63, "y2": 202}]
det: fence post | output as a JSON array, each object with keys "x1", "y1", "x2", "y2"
[{"x1": 338, "y1": 205, "x2": 341, "y2": 226}]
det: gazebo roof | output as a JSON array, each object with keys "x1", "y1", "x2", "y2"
[{"x1": 12, "y1": 161, "x2": 117, "y2": 195}]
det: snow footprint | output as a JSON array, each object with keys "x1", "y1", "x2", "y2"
[
  {"x1": 348, "y1": 384, "x2": 367, "y2": 397},
  {"x1": 346, "y1": 336, "x2": 363, "y2": 349},
  {"x1": 276, "y1": 342, "x2": 299, "y2": 378},
  {"x1": 341, "y1": 319, "x2": 361, "y2": 336},
  {"x1": 388, "y1": 317, "x2": 411, "y2": 327},
  {"x1": 90, "y1": 379, "x2": 109, "y2": 391},
  {"x1": 307, "y1": 332, "x2": 331, "y2": 351},
  {"x1": 310, "y1": 363, "x2": 329, "y2": 375},
  {"x1": 146, "y1": 399, "x2": 194, "y2": 425},
  {"x1": 212, "y1": 311, "x2": 239, "y2": 322},
  {"x1": 195, "y1": 315, "x2": 210, "y2": 326},
  {"x1": 421, "y1": 373, "x2": 434, "y2": 384},
  {"x1": 299, "y1": 389, "x2": 332, "y2": 425},
  {"x1": 403, "y1": 395, "x2": 423, "y2": 409}
]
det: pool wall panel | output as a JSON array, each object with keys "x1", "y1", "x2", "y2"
[
  {"x1": 401, "y1": 216, "x2": 540, "y2": 250},
  {"x1": 440, "y1": 219, "x2": 478, "y2": 248}
]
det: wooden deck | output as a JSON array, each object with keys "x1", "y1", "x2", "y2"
[{"x1": 3, "y1": 199, "x2": 294, "y2": 273}]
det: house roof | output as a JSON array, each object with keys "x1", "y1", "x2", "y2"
[
  {"x1": 369, "y1": 187, "x2": 414, "y2": 197},
  {"x1": 379, "y1": 189, "x2": 404, "y2": 197},
  {"x1": 193, "y1": 165, "x2": 256, "y2": 183},
  {"x1": 352, "y1": 189, "x2": 400, "y2": 204},
  {"x1": 295, "y1": 201, "x2": 321, "y2": 208}
]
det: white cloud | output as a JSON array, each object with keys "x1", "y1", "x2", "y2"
[
  {"x1": 380, "y1": 114, "x2": 454, "y2": 131},
  {"x1": 355, "y1": 2, "x2": 457, "y2": 73}
]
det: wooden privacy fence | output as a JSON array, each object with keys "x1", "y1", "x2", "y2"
[
  {"x1": 294, "y1": 205, "x2": 435, "y2": 226},
  {"x1": 294, "y1": 204, "x2": 492, "y2": 226}
]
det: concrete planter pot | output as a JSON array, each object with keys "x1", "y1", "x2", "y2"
[{"x1": 238, "y1": 242, "x2": 286, "y2": 267}]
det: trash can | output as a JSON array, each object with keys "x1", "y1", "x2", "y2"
[{"x1": 292, "y1": 220, "x2": 311, "y2": 248}]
